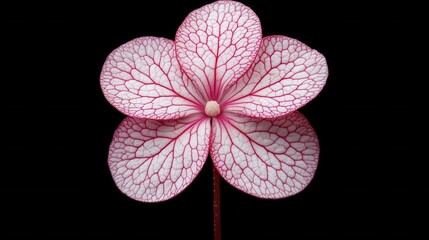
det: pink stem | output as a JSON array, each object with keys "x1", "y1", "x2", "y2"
[{"x1": 213, "y1": 164, "x2": 221, "y2": 240}]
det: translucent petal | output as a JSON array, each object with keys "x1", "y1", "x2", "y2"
[
  {"x1": 108, "y1": 114, "x2": 210, "y2": 202},
  {"x1": 175, "y1": 1, "x2": 262, "y2": 100},
  {"x1": 211, "y1": 111, "x2": 319, "y2": 198},
  {"x1": 222, "y1": 36, "x2": 328, "y2": 118},
  {"x1": 100, "y1": 37, "x2": 205, "y2": 120}
]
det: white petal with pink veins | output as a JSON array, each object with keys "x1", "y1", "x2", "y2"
[
  {"x1": 222, "y1": 36, "x2": 328, "y2": 118},
  {"x1": 100, "y1": 37, "x2": 205, "y2": 120},
  {"x1": 108, "y1": 115, "x2": 210, "y2": 202},
  {"x1": 211, "y1": 111, "x2": 320, "y2": 198},
  {"x1": 175, "y1": 1, "x2": 262, "y2": 100}
]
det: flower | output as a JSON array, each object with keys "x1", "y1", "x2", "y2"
[{"x1": 100, "y1": 0, "x2": 328, "y2": 202}]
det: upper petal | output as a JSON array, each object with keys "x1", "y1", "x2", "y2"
[
  {"x1": 100, "y1": 37, "x2": 205, "y2": 120},
  {"x1": 108, "y1": 114, "x2": 210, "y2": 202},
  {"x1": 175, "y1": 0, "x2": 262, "y2": 101},
  {"x1": 221, "y1": 35, "x2": 328, "y2": 118},
  {"x1": 211, "y1": 111, "x2": 320, "y2": 199}
]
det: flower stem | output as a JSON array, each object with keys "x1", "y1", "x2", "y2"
[{"x1": 213, "y1": 164, "x2": 221, "y2": 240}]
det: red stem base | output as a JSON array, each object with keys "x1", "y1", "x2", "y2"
[{"x1": 213, "y1": 164, "x2": 221, "y2": 240}]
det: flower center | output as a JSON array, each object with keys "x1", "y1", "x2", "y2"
[{"x1": 205, "y1": 101, "x2": 221, "y2": 117}]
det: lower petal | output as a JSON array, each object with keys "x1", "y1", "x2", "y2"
[
  {"x1": 211, "y1": 111, "x2": 319, "y2": 199},
  {"x1": 108, "y1": 114, "x2": 210, "y2": 202}
]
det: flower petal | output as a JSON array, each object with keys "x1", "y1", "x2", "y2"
[
  {"x1": 175, "y1": 1, "x2": 262, "y2": 101},
  {"x1": 108, "y1": 114, "x2": 210, "y2": 202},
  {"x1": 222, "y1": 36, "x2": 328, "y2": 118},
  {"x1": 100, "y1": 37, "x2": 205, "y2": 120},
  {"x1": 211, "y1": 111, "x2": 319, "y2": 199}
]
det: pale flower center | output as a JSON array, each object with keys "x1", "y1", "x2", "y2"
[{"x1": 205, "y1": 101, "x2": 221, "y2": 117}]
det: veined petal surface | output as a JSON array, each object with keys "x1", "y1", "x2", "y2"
[
  {"x1": 211, "y1": 111, "x2": 319, "y2": 198},
  {"x1": 108, "y1": 115, "x2": 210, "y2": 202},
  {"x1": 175, "y1": 1, "x2": 262, "y2": 100},
  {"x1": 222, "y1": 36, "x2": 328, "y2": 118},
  {"x1": 101, "y1": 37, "x2": 204, "y2": 120}
]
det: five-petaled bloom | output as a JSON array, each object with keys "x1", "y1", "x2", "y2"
[{"x1": 100, "y1": 0, "x2": 328, "y2": 202}]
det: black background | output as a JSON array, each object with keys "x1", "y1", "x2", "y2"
[{"x1": 1, "y1": 0, "x2": 426, "y2": 238}]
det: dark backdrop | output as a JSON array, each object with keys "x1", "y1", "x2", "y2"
[{"x1": 1, "y1": 0, "x2": 426, "y2": 238}]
